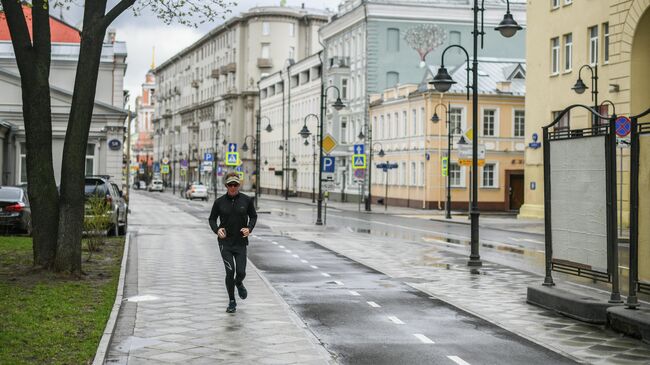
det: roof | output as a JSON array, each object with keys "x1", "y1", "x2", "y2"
[
  {"x1": 0, "y1": 5, "x2": 81, "y2": 43},
  {"x1": 423, "y1": 58, "x2": 526, "y2": 96}
]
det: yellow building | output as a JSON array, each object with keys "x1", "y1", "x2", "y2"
[
  {"x1": 368, "y1": 59, "x2": 526, "y2": 211},
  {"x1": 520, "y1": 0, "x2": 650, "y2": 220}
]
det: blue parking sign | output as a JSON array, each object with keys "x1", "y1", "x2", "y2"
[{"x1": 321, "y1": 156, "x2": 335, "y2": 173}]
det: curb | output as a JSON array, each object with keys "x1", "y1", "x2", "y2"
[
  {"x1": 92, "y1": 232, "x2": 131, "y2": 365},
  {"x1": 248, "y1": 243, "x2": 338, "y2": 365},
  {"x1": 428, "y1": 217, "x2": 546, "y2": 237}
]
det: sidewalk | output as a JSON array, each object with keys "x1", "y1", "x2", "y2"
[{"x1": 104, "y1": 192, "x2": 331, "y2": 364}]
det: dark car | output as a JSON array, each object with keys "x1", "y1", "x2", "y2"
[
  {"x1": 85, "y1": 176, "x2": 127, "y2": 236},
  {"x1": 0, "y1": 186, "x2": 32, "y2": 235}
]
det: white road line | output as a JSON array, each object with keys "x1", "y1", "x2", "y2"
[
  {"x1": 321, "y1": 272, "x2": 331, "y2": 277},
  {"x1": 367, "y1": 301, "x2": 381, "y2": 308},
  {"x1": 348, "y1": 290, "x2": 361, "y2": 296},
  {"x1": 523, "y1": 238, "x2": 543, "y2": 244},
  {"x1": 272, "y1": 241, "x2": 278, "y2": 245},
  {"x1": 285, "y1": 249, "x2": 292, "y2": 253},
  {"x1": 388, "y1": 316, "x2": 405, "y2": 325},
  {"x1": 310, "y1": 265, "x2": 319, "y2": 269},
  {"x1": 413, "y1": 334, "x2": 435, "y2": 344},
  {"x1": 447, "y1": 356, "x2": 470, "y2": 365},
  {"x1": 301, "y1": 259, "x2": 309, "y2": 264},
  {"x1": 347, "y1": 227, "x2": 354, "y2": 233},
  {"x1": 333, "y1": 280, "x2": 344, "y2": 286},
  {"x1": 279, "y1": 245, "x2": 285, "y2": 248},
  {"x1": 292, "y1": 254, "x2": 299, "y2": 258}
]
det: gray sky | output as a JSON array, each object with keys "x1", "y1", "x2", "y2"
[{"x1": 95, "y1": 0, "x2": 340, "y2": 109}]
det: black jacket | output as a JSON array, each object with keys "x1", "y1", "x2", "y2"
[{"x1": 208, "y1": 192, "x2": 257, "y2": 245}]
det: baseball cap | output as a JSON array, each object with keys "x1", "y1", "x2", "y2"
[{"x1": 224, "y1": 173, "x2": 240, "y2": 185}]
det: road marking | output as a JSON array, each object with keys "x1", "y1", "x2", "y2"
[
  {"x1": 285, "y1": 249, "x2": 292, "y2": 253},
  {"x1": 388, "y1": 316, "x2": 405, "y2": 325},
  {"x1": 348, "y1": 290, "x2": 361, "y2": 296},
  {"x1": 367, "y1": 301, "x2": 380, "y2": 308},
  {"x1": 272, "y1": 241, "x2": 278, "y2": 245},
  {"x1": 301, "y1": 259, "x2": 309, "y2": 264},
  {"x1": 447, "y1": 356, "x2": 470, "y2": 365},
  {"x1": 279, "y1": 245, "x2": 285, "y2": 248},
  {"x1": 333, "y1": 280, "x2": 344, "y2": 286},
  {"x1": 292, "y1": 254, "x2": 299, "y2": 258},
  {"x1": 414, "y1": 334, "x2": 435, "y2": 344},
  {"x1": 523, "y1": 238, "x2": 543, "y2": 244},
  {"x1": 347, "y1": 227, "x2": 354, "y2": 233},
  {"x1": 321, "y1": 272, "x2": 331, "y2": 277},
  {"x1": 310, "y1": 265, "x2": 319, "y2": 269}
]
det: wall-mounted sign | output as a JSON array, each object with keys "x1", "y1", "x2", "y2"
[
  {"x1": 108, "y1": 139, "x2": 122, "y2": 151},
  {"x1": 528, "y1": 133, "x2": 541, "y2": 149}
]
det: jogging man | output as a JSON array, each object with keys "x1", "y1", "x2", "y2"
[{"x1": 208, "y1": 172, "x2": 257, "y2": 313}]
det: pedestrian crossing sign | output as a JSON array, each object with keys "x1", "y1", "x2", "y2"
[
  {"x1": 225, "y1": 152, "x2": 239, "y2": 166},
  {"x1": 351, "y1": 154, "x2": 366, "y2": 169}
]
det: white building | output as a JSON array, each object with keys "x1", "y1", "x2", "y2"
[
  {"x1": 153, "y1": 5, "x2": 329, "y2": 193},
  {"x1": 0, "y1": 9, "x2": 127, "y2": 186}
]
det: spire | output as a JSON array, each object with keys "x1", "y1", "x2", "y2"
[{"x1": 151, "y1": 46, "x2": 156, "y2": 70}]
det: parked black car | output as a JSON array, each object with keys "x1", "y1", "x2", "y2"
[
  {"x1": 85, "y1": 176, "x2": 127, "y2": 236},
  {"x1": 0, "y1": 186, "x2": 32, "y2": 235}
]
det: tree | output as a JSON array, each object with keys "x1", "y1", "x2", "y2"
[
  {"x1": 0, "y1": 0, "x2": 234, "y2": 274},
  {"x1": 403, "y1": 24, "x2": 447, "y2": 67}
]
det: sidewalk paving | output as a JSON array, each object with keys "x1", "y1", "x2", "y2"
[{"x1": 104, "y1": 192, "x2": 331, "y2": 365}]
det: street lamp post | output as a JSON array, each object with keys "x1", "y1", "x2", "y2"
[
  {"x1": 430, "y1": 0, "x2": 522, "y2": 267},
  {"x1": 242, "y1": 134, "x2": 259, "y2": 206},
  {"x1": 367, "y1": 142, "x2": 385, "y2": 211},
  {"x1": 572, "y1": 64, "x2": 599, "y2": 127},
  {"x1": 299, "y1": 84, "x2": 346, "y2": 226},
  {"x1": 432, "y1": 103, "x2": 456, "y2": 219}
]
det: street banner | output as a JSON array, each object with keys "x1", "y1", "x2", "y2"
[
  {"x1": 441, "y1": 157, "x2": 448, "y2": 176},
  {"x1": 639, "y1": 135, "x2": 650, "y2": 282}
]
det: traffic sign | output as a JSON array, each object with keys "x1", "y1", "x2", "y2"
[
  {"x1": 228, "y1": 143, "x2": 238, "y2": 152},
  {"x1": 161, "y1": 164, "x2": 170, "y2": 174},
  {"x1": 322, "y1": 134, "x2": 338, "y2": 154},
  {"x1": 217, "y1": 165, "x2": 224, "y2": 176},
  {"x1": 352, "y1": 154, "x2": 366, "y2": 169},
  {"x1": 235, "y1": 165, "x2": 242, "y2": 172},
  {"x1": 354, "y1": 144, "x2": 365, "y2": 154},
  {"x1": 180, "y1": 159, "x2": 188, "y2": 169},
  {"x1": 441, "y1": 157, "x2": 448, "y2": 177},
  {"x1": 322, "y1": 156, "x2": 335, "y2": 173},
  {"x1": 615, "y1": 116, "x2": 631, "y2": 137},
  {"x1": 225, "y1": 152, "x2": 239, "y2": 166},
  {"x1": 162, "y1": 157, "x2": 170, "y2": 165},
  {"x1": 323, "y1": 181, "x2": 336, "y2": 191},
  {"x1": 204, "y1": 152, "x2": 214, "y2": 162},
  {"x1": 354, "y1": 169, "x2": 365, "y2": 180},
  {"x1": 153, "y1": 162, "x2": 160, "y2": 173}
]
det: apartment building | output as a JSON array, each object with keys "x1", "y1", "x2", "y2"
[
  {"x1": 520, "y1": 0, "x2": 650, "y2": 223},
  {"x1": 153, "y1": 5, "x2": 329, "y2": 192},
  {"x1": 369, "y1": 59, "x2": 526, "y2": 210}
]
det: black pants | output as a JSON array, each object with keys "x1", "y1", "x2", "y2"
[{"x1": 219, "y1": 243, "x2": 247, "y2": 301}]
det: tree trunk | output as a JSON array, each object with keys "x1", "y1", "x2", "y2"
[
  {"x1": 54, "y1": 1, "x2": 109, "y2": 274},
  {"x1": 1, "y1": 0, "x2": 60, "y2": 268}
]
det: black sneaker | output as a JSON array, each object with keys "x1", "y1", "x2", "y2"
[
  {"x1": 236, "y1": 284, "x2": 248, "y2": 300},
  {"x1": 226, "y1": 300, "x2": 236, "y2": 313}
]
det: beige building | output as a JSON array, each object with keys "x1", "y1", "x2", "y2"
[
  {"x1": 368, "y1": 59, "x2": 526, "y2": 211},
  {"x1": 153, "y1": 6, "x2": 329, "y2": 192},
  {"x1": 520, "y1": 0, "x2": 650, "y2": 220}
]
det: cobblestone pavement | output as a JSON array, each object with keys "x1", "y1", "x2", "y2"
[
  {"x1": 265, "y1": 215, "x2": 650, "y2": 365},
  {"x1": 105, "y1": 192, "x2": 331, "y2": 364}
]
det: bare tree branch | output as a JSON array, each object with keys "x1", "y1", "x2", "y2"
[
  {"x1": 32, "y1": 0, "x2": 52, "y2": 63},
  {"x1": 103, "y1": 0, "x2": 137, "y2": 29}
]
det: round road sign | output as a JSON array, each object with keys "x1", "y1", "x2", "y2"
[{"x1": 615, "y1": 116, "x2": 631, "y2": 137}]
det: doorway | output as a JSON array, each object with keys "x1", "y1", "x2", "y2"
[{"x1": 507, "y1": 171, "x2": 524, "y2": 211}]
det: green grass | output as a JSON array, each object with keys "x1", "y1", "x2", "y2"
[{"x1": 0, "y1": 236, "x2": 124, "y2": 365}]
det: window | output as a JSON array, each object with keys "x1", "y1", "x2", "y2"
[
  {"x1": 400, "y1": 162, "x2": 406, "y2": 185},
  {"x1": 482, "y1": 164, "x2": 496, "y2": 188},
  {"x1": 563, "y1": 33, "x2": 572, "y2": 72},
  {"x1": 412, "y1": 109, "x2": 417, "y2": 136},
  {"x1": 86, "y1": 144, "x2": 96, "y2": 176},
  {"x1": 289, "y1": 46, "x2": 295, "y2": 60},
  {"x1": 419, "y1": 107, "x2": 425, "y2": 135},
  {"x1": 386, "y1": 114, "x2": 392, "y2": 138},
  {"x1": 402, "y1": 111, "x2": 407, "y2": 137},
  {"x1": 262, "y1": 22, "x2": 270, "y2": 36},
  {"x1": 450, "y1": 163, "x2": 463, "y2": 187},
  {"x1": 373, "y1": 116, "x2": 378, "y2": 139},
  {"x1": 386, "y1": 71, "x2": 399, "y2": 88},
  {"x1": 551, "y1": 37, "x2": 560, "y2": 74},
  {"x1": 552, "y1": 0, "x2": 560, "y2": 9},
  {"x1": 19, "y1": 142, "x2": 27, "y2": 184},
  {"x1": 341, "y1": 78, "x2": 348, "y2": 99},
  {"x1": 603, "y1": 23, "x2": 609, "y2": 63},
  {"x1": 589, "y1": 25, "x2": 599, "y2": 65},
  {"x1": 552, "y1": 110, "x2": 570, "y2": 131},
  {"x1": 393, "y1": 112, "x2": 399, "y2": 138},
  {"x1": 411, "y1": 162, "x2": 417, "y2": 186},
  {"x1": 261, "y1": 43, "x2": 270, "y2": 58},
  {"x1": 289, "y1": 23, "x2": 295, "y2": 37},
  {"x1": 341, "y1": 117, "x2": 348, "y2": 144},
  {"x1": 483, "y1": 109, "x2": 496, "y2": 136},
  {"x1": 419, "y1": 162, "x2": 425, "y2": 186},
  {"x1": 387, "y1": 28, "x2": 400, "y2": 52},
  {"x1": 564, "y1": 0, "x2": 572, "y2": 4},
  {"x1": 448, "y1": 107, "x2": 463, "y2": 133},
  {"x1": 514, "y1": 110, "x2": 525, "y2": 137},
  {"x1": 380, "y1": 115, "x2": 385, "y2": 139}
]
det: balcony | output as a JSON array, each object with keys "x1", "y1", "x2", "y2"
[
  {"x1": 224, "y1": 62, "x2": 236, "y2": 73},
  {"x1": 257, "y1": 58, "x2": 273, "y2": 69},
  {"x1": 211, "y1": 69, "x2": 220, "y2": 79}
]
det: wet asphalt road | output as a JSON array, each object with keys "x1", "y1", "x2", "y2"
[{"x1": 151, "y1": 193, "x2": 577, "y2": 364}]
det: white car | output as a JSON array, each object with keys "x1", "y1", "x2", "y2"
[
  {"x1": 148, "y1": 179, "x2": 164, "y2": 192},
  {"x1": 186, "y1": 183, "x2": 208, "y2": 201}
]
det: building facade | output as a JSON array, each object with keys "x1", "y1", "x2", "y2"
[
  {"x1": 318, "y1": 0, "x2": 526, "y2": 202},
  {"x1": 132, "y1": 67, "x2": 156, "y2": 186},
  {"x1": 520, "y1": 0, "x2": 650, "y2": 223},
  {"x1": 369, "y1": 59, "x2": 526, "y2": 210},
  {"x1": 153, "y1": 6, "x2": 329, "y2": 194},
  {"x1": 0, "y1": 8, "x2": 127, "y2": 186}
]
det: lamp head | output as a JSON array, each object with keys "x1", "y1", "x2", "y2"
[
  {"x1": 332, "y1": 97, "x2": 345, "y2": 111},
  {"x1": 431, "y1": 113, "x2": 440, "y2": 123},
  {"x1": 495, "y1": 12, "x2": 522, "y2": 38},
  {"x1": 241, "y1": 142, "x2": 249, "y2": 152},
  {"x1": 298, "y1": 125, "x2": 311, "y2": 139},
  {"x1": 430, "y1": 67, "x2": 456, "y2": 93},
  {"x1": 265, "y1": 123, "x2": 273, "y2": 133},
  {"x1": 264, "y1": 159, "x2": 268, "y2": 165},
  {"x1": 358, "y1": 131, "x2": 365, "y2": 140},
  {"x1": 292, "y1": 156, "x2": 296, "y2": 163},
  {"x1": 304, "y1": 139, "x2": 309, "y2": 146},
  {"x1": 378, "y1": 149, "x2": 385, "y2": 158},
  {"x1": 572, "y1": 78, "x2": 588, "y2": 94},
  {"x1": 222, "y1": 139, "x2": 227, "y2": 146}
]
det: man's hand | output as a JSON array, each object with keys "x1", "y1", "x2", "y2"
[
  {"x1": 240, "y1": 228, "x2": 250, "y2": 237},
  {"x1": 217, "y1": 228, "x2": 226, "y2": 239}
]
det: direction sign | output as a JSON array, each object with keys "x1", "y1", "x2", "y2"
[
  {"x1": 225, "y1": 152, "x2": 239, "y2": 166},
  {"x1": 322, "y1": 134, "x2": 338, "y2": 154},
  {"x1": 354, "y1": 144, "x2": 365, "y2": 154},
  {"x1": 228, "y1": 143, "x2": 238, "y2": 152},
  {"x1": 321, "y1": 156, "x2": 335, "y2": 173},
  {"x1": 204, "y1": 152, "x2": 214, "y2": 162},
  {"x1": 352, "y1": 154, "x2": 366, "y2": 169},
  {"x1": 615, "y1": 116, "x2": 631, "y2": 137}
]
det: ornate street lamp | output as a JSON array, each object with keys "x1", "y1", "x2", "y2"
[{"x1": 572, "y1": 64, "x2": 599, "y2": 128}]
